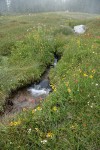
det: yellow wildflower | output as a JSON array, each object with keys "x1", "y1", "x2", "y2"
[
  {"x1": 46, "y1": 132, "x2": 53, "y2": 138},
  {"x1": 52, "y1": 106, "x2": 57, "y2": 111},
  {"x1": 10, "y1": 120, "x2": 21, "y2": 126},
  {"x1": 67, "y1": 88, "x2": 71, "y2": 93},
  {"x1": 92, "y1": 69, "x2": 96, "y2": 74},
  {"x1": 32, "y1": 109, "x2": 35, "y2": 114},
  {"x1": 37, "y1": 106, "x2": 42, "y2": 111},
  {"x1": 83, "y1": 73, "x2": 88, "y2": 77},
  {"x1": 89, "y1": 75, "x2": 93, "y2": 79},
  {"x1": 54, "y1": 88, "x2": 56, "y2": 92},
  {"x1": 51, "y1": 84, "x2": 56, "y2": 90}
]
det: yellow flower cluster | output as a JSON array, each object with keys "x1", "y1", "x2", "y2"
[
  {"x1": 32, "y1": 106, "x2": 42, "y2": 114},
  {"x1": 83, "y1": 73, "x2": 93, "y2": 79},
  {"x1": 10, "y1": 120, "x2": 21, "y2": 126},
  {"x1": 79, "y1": 69, "x2": 95, "y2": 79},
  {"x1": 83, "y1": 73, "x2": 88, "y2": 77},
  {"x1": 50, "y1": 84, "x2": 56, "y2": 92},
  {"x1": 65, "y1": 82, "x2": 71, "y2": 93}
]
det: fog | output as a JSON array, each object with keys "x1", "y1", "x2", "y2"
[{"x1": 0, "y1": 0, "x2": 100, "y2": 14}]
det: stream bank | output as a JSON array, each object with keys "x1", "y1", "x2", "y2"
[{"x1": 0, "y1": 54, "x2": 59, "y2": 121}]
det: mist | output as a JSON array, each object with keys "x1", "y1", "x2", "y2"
[{"x1": 0, "y1": 0, "x2": 100, "y2": 14}]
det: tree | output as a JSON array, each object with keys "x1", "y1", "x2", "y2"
[{"x1": 0, "y1": 0, "x2": 7, "y2": 12}]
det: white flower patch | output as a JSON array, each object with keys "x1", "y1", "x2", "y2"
[{"x1": 41, "y1": 140, "x2": 47, "y2": 144}]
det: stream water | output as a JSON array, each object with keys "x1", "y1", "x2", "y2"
[{"x1": 0, "y1": 58, "x2": 58, "y2": 120}]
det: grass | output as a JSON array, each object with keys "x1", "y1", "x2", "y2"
[{"x1": 0, "y1": 12, "x2": 100, "y2": 149}]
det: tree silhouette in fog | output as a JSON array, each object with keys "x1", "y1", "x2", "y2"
[{"x1": 0, "y1": 0, "x2": 100, "y2": 14}]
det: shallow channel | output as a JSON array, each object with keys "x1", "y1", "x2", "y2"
[{"x1": 0, "y1": 56, "x2": 58, "y2": 121}]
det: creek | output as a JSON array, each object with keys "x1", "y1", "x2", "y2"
[{"x1": 0, "y1": 56, "x2": 58, "y2": 121}]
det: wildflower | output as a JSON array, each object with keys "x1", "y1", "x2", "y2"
[
  {"x1": 92, "y1": 69, "x2": 96, "y2": 73},
  {"x1": 35, "y1": 128, "x2": 39, "y2": 132},
  {"x1": 67, "y1": 88, "x2": 71, "y2": 93},
  {"x1": 83, "y1": 73, "x2": 88, "y2": 77},
  {"x1": 23, "y1": 108, "x2": 27, "y2": 112},
  {"x1": 54, "y1": 88, "x2": 56, "y2": 92},
  {"x1": 32, "y1": 109, "x2": 36, "y2": 114},
  {"x1": 90, "y1": 105, "x2": 93, "y2": 108},
  {"x1": 70, "y1": 125, "x2": 76, "y2": 130},
  {"x1": 79, "y1": 69, "x2": 82, "y2": 73},
  {"x1": 87, "y1": 101, "x2": 90, "y2": 105},
  {"x1": 37, "y1": 106, "x2": 42, "y2": 111},
  {"x1": 46, "y1": 132, "x2": 53, "y2": 138},
  {"x1": 41, "y1": 140, "x2": 47, "y2": 144},
  {"x1": 28, "y1": 128, "x2": 32, "y2": 133},
  {"x1": 50, "y1": 84, "x2": 56, "y2": 91},
  {"x1": 52, "y1": 106, "x2": 58, "y2": 111},
  {"x1": 90, "y1": 103, "x2": 94, "y2": 108},
  {"x1": 95, "y1": 83, "x2": 98, "y2": 86},
  {"x1": 89, "y1": 75, "x2": 93, "y2": 79},
  {"x1": 70, "y1": 123, "x2": 78, "y2": 130},
  {"x1": 9, "y1": 120, "x2": 21, "y2": 126}
]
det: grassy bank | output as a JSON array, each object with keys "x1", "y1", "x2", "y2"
[{"x1": 0, "y1": 12, "x2": 100, "y2": 149}]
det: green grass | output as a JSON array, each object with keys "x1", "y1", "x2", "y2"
[{"x1": 0, "y1": 12, "x2": 100, "y2": 149}]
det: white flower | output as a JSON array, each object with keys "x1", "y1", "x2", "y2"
[
  {"x1": 90, "y1": 103, "x2": 94, "y2": 108},
  {"x1": 87, "y1": 101, "x2": 90, "y2": 105},
  {"x1": 28, "y1": 128, "x2": 31, "y2": 133},
  {"x1": 41, "y1": 140, "x2": 47, "y2": 144},
  {"x1": 95, "y1": 83, "x2": 98, "y2": 86},
  {"x1": 90, "y1": 105, "x2": 93, "y2": 108}
]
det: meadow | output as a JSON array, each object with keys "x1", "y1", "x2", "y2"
[{"x1": 0, "y1": 12, "x2": 100, "y2": 149}]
